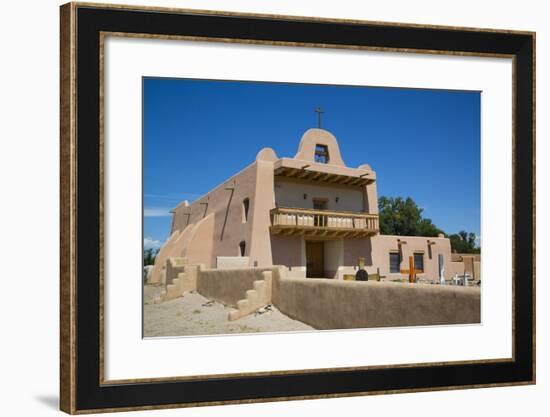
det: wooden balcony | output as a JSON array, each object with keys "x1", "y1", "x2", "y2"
[{"x1": 270, "y1": 207, "x2": 379, "y2": 238}]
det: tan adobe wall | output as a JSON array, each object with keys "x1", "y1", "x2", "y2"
[
  {"x1": 183, "y1": 214, "x2": 216, "y2": 267},
  {"x1": 364, "y1": 180, "x2": 378, "y2": 215},
  {"x1": 452, "y1": 253, "x2": 481, "y2": 262},
  {"x1": 474, "y1": 261, "x2": 481, "y2": 280},
  {"x1": 149, "y1": 231, "x2": 183, "y2": 284},
  {"x1": 270, "y1": 234, "x2": 302, "y2": 269},
  {"x1": 447, "y1": 261, "x2": 467, "y2": 278},
  {"x1": 197, "y1": 266, "x2": 281, "y2": 307},
  {"x1": 247, "y1": 158, "x2": 277, "y2": 268},
  {"x1": 272, "y1": 276, "x2": 480, "y2": 329},
  {"x1": 371, "y1": 234, "x2": 454, "y2": 280},
  {"x1": 171, "y1": 200, "x2": 189, "y2": 232},
  {"x1": 270, "y1": 234, "x2": 458, "y2": 281},
  {"x1": 451, "y1": 254, "x2": 481, "y2": 280},
  {"x1": 158, "y1": 263, "x2": 480, "y2": 327},
  {"x1": 275, "y1": 177, "x2": 365, "y2": 212},
  {"x1": 324, "y1": 239, "x2": 343, "y2": 279},
  {"x1": 149, "y1": 162, "x2": 262, "y2": 283},
  {"x1": 271, "y1": 236, "x2": 375, "y2": 280},
  {"x1": 342, "y1": 237, "x2": 374, "y2": 276},
  {"x1": 174, "y1": 162, "x2": 258, "y2": 247}
]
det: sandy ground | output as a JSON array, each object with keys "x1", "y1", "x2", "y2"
[{"x1": 143, "y1": 284, "x2": 313, "y2": 337}]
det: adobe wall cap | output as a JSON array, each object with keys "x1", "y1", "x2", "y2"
[{"x1": 256, "y1": 147, "x2": 278, "y2": 162}]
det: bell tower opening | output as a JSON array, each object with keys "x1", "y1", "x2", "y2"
[{"x1": 314, "y1": 144, "x2": 329, "y2": 164}]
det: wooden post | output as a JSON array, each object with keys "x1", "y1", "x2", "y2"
[{"x1": 409, "y1": 256, "x2": 415, "y2": 283}]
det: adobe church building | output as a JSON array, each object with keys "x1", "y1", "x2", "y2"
[{"x1": 150, "y1": 127, "x2": 474, "y2": 286}]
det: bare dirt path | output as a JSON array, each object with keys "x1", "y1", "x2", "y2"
[{"x1": 143, "y1": 284, "x2": 313, "y2": 337}]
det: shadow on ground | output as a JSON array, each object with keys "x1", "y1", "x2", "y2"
[{"x1": 35, "y1": 394, "x2": 58, "y2": 410}]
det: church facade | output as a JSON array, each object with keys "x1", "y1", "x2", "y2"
[{"x1": 150, "y1": 128, "x2": 470, "y2": 284}]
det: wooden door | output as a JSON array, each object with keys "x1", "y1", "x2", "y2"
[{"x1": 306, "y1": 241, "x2": 324, "y2": 278}]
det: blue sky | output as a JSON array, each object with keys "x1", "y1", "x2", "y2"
[{"x1": 143, "y1": 77, "x2": 480, "y2": 249}]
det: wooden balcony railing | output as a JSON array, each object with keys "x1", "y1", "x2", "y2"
[{"x1": 270, "y1": 207, "x2": 379, "y2": 238}]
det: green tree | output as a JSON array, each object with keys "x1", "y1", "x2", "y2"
[
  {"x1": 378, "y1": 196, "x2": 480, "y2": 253},
  {"x1": 378, "y1": 196, "x2": 442, "y2": 237},
  {"x1": 447, "y1": 231, "x2": 480, "y2": 254},
  {"x1": 143, "y1": 248, "x2": 159, "y2": 266}
]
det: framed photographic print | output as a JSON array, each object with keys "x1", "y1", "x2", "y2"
[{"x1": 60, "y1": 2, "x2": 535, "y2": 414}]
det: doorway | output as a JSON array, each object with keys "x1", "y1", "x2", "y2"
[
  {"x1": 312, "y1": 198, "x2": 328, "y2": 227},
  {"x1": 306, "y1": 241, "x2": 325, "y2": 278},
  {"x1": 313, "y1": 198, "x2": 328, "y2": 210}
]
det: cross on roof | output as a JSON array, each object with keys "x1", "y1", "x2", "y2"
[{"x1": 314, "y1": 107, "x2": 324, "y2": 128}]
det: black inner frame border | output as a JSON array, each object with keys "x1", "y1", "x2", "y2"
[{"x1": 74, "y1": 5, "x2": 534, "y2": 411}]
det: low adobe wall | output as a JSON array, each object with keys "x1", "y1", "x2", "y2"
[
  {"x1": 165, "y1": 257, "x2": 188, "y2": 285},
  {"x1": 197, "y1": 267, "x2": 281, "y2": 307},
  {"x1": 272, "y1": 277, "x2": 480, "y2": 330},
  {"x1": 448, "y1": 254, "x2": 482, "y2": 281},
  {"x1": 447, "y1": 261, "x2": 466, "y2": 278}
]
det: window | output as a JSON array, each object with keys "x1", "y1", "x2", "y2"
[
  {"x1": 414, "y1": 253, "x2": 424, "y2": 272},
  {"x1": 242, "y1": 198, "x2": 250, "y2": 222},
  {"x1": 312, "y1": 198, "x2": 327, "y2": 210},
  {"x1": 389, "y1": 252, "x2": 400, "y2": 273},
  {"x1": 239, "y1": 241, "x2": 246, "y2": 257},
  {"x1": 314, "y1": 144, "x2": 329, "y2": 163}
]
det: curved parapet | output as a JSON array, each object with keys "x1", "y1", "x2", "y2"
[{"x1": 294, "y1": 128, "x2": 346, "y2": 166}]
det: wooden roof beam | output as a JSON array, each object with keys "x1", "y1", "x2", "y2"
[
  {"x1": 286, "y1": 168, "x2": 300, "y2": 178},
  {"x1": 310, "y1": 172, "x2": 322, "y2": 180},
  {"x1": 297, "y1": 170, "x2": 311, "y2": 179}
]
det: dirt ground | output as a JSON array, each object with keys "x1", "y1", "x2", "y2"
[{"x1": 143, "y1": 284, "x2": 313, "y2": 337}]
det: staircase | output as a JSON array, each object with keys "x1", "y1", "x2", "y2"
[
  {"x1": 153, "y1": 264, "x2": 199, "y2": 304},
  {"x1": 228, "y1": 271, "x2": 273, "y2": 321}
]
